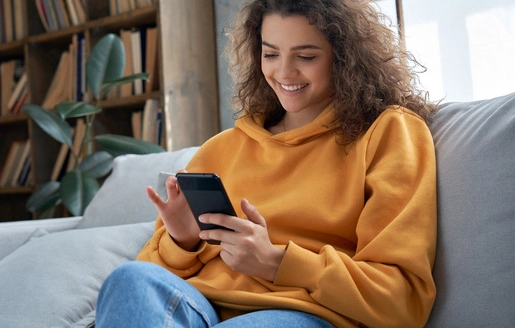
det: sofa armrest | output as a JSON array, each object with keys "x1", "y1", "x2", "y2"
[{"x1": 0, "y1": 216, "x2": 83, "y2": 260}]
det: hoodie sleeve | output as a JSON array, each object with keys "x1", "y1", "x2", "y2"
[
  {"x1": 137, "y1": 217, "x2": 222, "y2": 278},
  {"x1": 274, "y1": 109, "x2": 437, "y2": 328}
]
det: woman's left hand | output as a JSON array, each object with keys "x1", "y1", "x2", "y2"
[{"x1": 198, "y1": 198, "x2": 285, "y2": 282}]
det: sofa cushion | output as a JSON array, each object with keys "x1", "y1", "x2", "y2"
[
  {"x1": 0, "y1": 217, "x2": 83, "y2": 260},
  {"x1": 426, "y1": 92, "x2": 515, "y2": 327},
  {"x1": 0, "y1": 221, "x2": 154, "y2": 328},
  {"x1": 78, "y1": 146, "x2": 199, "y2": 229}
]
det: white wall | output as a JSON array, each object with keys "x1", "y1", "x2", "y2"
[{"x1": 402, "y1": 0, "x2": 515, "y2": 103}]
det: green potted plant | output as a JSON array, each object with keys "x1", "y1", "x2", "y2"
[{"x1": 23, "y1": 33, "x2": 164, "y2": 217}]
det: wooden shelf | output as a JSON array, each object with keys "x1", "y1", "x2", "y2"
[
  {"x1": 0, "y1": 186, "x2": 33, "y2": 195},
  {"x1": 0, "y1": 113, "x2": 29, "y2": 124},
  {"x1": 0, "y1": 0, "x2": 220, "y2": 221}
]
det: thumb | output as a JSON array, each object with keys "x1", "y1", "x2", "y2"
[{"x1": 241, "y1": 198, "x2": 266, "y2": 227}]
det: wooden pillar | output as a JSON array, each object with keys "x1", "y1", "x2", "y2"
[
  {"x1": 158, "y1": 0, "x2": 220, "y2": 151},
  {"x1": 396, "y1": 0, "x2": 406, "y2": 50}
]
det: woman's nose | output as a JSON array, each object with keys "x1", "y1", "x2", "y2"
[{"x1": 278, "y1": 59, "x2": 298, "y2": 79}]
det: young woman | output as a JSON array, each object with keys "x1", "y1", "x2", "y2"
[{"x1": 96, "y1": 1, "x2": 437, "y2": 327}]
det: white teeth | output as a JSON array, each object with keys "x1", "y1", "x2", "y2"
[{"x1": 281, "y1": 84, "x2": 307, "y2": 91}]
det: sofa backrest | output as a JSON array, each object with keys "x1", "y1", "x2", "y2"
[{"x1": 426, "y1": 92, "x2": 515, "y2": 327}]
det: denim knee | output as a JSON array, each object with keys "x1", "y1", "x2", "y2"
[{"x1": 96, "y1": 261, "x2": 220, "y2": 328}]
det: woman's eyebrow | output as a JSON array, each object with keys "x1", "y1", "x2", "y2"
[{"x1": 262, "y1": 41, "x2": 322, "y2": 51}]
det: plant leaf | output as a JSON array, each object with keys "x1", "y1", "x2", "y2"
[
  {"x1": 55, "y1": 101, "x2": 102, "y2": 119},
  {"x1": 79, "y1": 151, "x2": 114, "y2": 178},
  {"x1": 99, "y1": 73, "x2": 150, "y2": 99},
  {"x1": 26, "y1": 181, "x2": 62, "y2": 212},
  {"x1": 95, "y1": 134, "x2": 165, "y2": 157},
  {"x1": 86, "y1": 33, "x2": 125, "y2": 99},
  {"x1": 22, "y1": 104, "x2": 73, "y2": 146},
  {"x1": 60, "y1": 170, "x2": 100, "y2": 216}
]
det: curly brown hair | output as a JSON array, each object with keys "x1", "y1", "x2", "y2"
[{"x1": 226, "y1": 0, "x2": 437, "y2": 143}]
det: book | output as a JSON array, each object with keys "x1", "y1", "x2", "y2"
[
  {"x1": 43, "y1": 0, "x2": 59, "y2": 31},
  {"x1": 155, "y1": 108, "x2": 162, "y2": 145},
  {"x1": 35, "y1": 0, "x2": 50, "y2": 32},
  {"x1": 3, "y1": 0, "x2": 14, "y2": 42},
  {"x1": 130, "y1": 28, "x2": 143, "y2": 95},
  {"x1": 51, "y1": 129, "x2": 73, "y2": 181},
  {"x1": 76, "y1": 33, "x2": 85, "y2": 101},
  {"x1": 6, "y1": 71, "x2": 27, "y2": 112},
  {"x1": 118, "y1": 0, "x2": 131, "y2": 13},
  {"x1": 119, "y1": 29, "x2": 133, "y2": 97},
  {"x1": 42, "y1": 51, "x2": 71, "y2": 110},
  {"x1": 0, "y1": 1, "x2": 4, "y2": 43},
  {"x1": 129, "y1": 0, "x2": 137, "y2": 10},
  {"x1": 9, "y1": 140, "x2": 30, "y2": 187},
  {"x1": 0, "y1": 140, "x2": 26, "y2": 187},
  {"x1": 108, "y1": 0, "x2": 118, "y2": 16},
  {"x1": 10, "y1": 86, "x2": 29, "y2": 115},
  {"x1": 17, "y1": 153, "x2": 32, "y2": 186},
  {"x1": 141, "y1": 98, "x2": 159, "y2": 143},
  {"x1": 66, "y1": 118, "x2": 86, "y2": 172},
  {"x1": 145, "y1": 26, "x2": 159, "y2": 93},
  {"x1": 64, "y1": 0, "x2": 79, "y2": 25},
  {"x1": 69, "y1": 34, "x2": 78, "y2": 101},
  {"x1": 136, "y1": 0, "x2": 153, "y2": 8},
  {"x1": 1, "y1": 60, "x2": 20, "y2": 116},
  {"x1": 71, "y1": 0, "x2": 87, "y2": 24},
  {"x1": 57, "y1": 0, "x2": 71, "y2": 28},
  {"x1": 131, "y1": 111, "x2": 142, "y2": 139},
  {"x1": 13, "y1": 0, "x2": 27, "y2": 40}
]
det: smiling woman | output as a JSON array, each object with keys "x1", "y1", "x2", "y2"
[{"x1": 95, "y1": 1, "x2": 439, "y2": 327}]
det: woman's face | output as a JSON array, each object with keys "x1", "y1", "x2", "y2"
[{"x1": 261, "y1": 14, "x2": 333, "y2": 125}]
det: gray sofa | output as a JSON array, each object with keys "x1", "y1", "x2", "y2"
[{"x1": 0, "y1": 92, "x2": 514, "y2": 327}]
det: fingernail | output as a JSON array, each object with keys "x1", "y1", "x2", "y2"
[{"x1": 199, "y1": 215, "x2": 205, "y2": 222}]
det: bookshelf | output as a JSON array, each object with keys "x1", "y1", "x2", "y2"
[{"x1": 0, "y1": 0, "x2": 219, "y2": 222}]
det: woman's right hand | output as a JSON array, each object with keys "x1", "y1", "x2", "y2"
[{"x1": 146, "y1": 170, "x2": 201, "y2": 251}]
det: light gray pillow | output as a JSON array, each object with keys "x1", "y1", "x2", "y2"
[
  {"x1": 0, "y1": 221, "x2": 154, "y2": 328},
  {"x1": 426, "y1": 92, "x2": 515, "y2": 327},
  {"x1": 79, "y1": 147, "x2": 199, "y2": 229}
]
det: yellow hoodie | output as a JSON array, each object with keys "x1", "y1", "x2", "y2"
[{"x1": 137, "y1": 104, "x2": 437, "y2": 328}]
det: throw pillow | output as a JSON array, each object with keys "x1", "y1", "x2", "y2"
[{"x1": 79, "y1": 147, "x2": 199, "y2": 229}]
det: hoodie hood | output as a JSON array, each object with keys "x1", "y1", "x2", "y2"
[{"x1": 235, "y1": 104, "x2": 336, "y2": 146}]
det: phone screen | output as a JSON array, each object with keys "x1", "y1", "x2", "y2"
[{"x1": 176, "y1": 173, "x2": 236, "y2": 244}]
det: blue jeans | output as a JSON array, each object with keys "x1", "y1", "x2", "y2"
[{"x1": 96, "y1": 261, "x2": 332, "y2": 328}]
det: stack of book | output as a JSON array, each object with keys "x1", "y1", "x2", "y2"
[
  {"x1": 35, "y1": 0, "x2": 87, "y2": 32},
  {"x1": 42, "y1": 33, "x2": 86, "y2": 110},
  {"x1": 111, "y1": 26, "x2": 159, "y2": 99},
  {"x1": 0, "y1": 139, "x2": 32, "y2": 188}
]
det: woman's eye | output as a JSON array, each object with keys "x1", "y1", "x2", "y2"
[
  {"x1": 299, "y1": 56, "x2": 316, "y2": 61},
  {"x1": 263, "y1": 53, "x2": 277, "y2": 59}
]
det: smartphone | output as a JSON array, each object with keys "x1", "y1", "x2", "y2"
[{"x1": 176, "y1": 173, "x2": 236, "y2": 244}]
